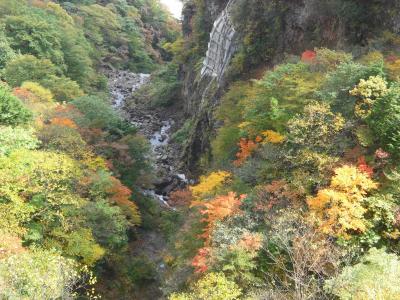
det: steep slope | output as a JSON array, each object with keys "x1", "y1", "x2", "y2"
[
  {"x1": 179, "y1": 0, "x2": 400, "y2": 171},
  {"x1": 159, "y1": 1, "x2": 400, "y2": 299},
  {"x1": 0, "y1": 1, "x2": 179, "y2": 299}
]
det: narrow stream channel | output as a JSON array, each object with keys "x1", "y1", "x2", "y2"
[{"x1": 107, "y1": 70, "x2": 187, "y2": 207}]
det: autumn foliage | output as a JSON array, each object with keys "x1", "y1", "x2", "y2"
[
  {"x1": 107, "y1": 176, "x2": 141, "y2": 225},
  {"x1": 190, "y1": 171, "x2": 231, "y2": 199},
  {"x1": 190, "y1": 191, "x2": 250, "y2": 274},
  {"x1": 192, "y1": 192, "x2": 245, "y2": 241},
  {"x1": 169, "y1": 188, "x2": 193, "y2": 207},
  {"x1": 237, "y1": 232, "x2": 263, "y2": 253},
  {"x1": 253, "y1": 180, "x2": 301, "y2": 215},
  {"x1": 301, "y1": 50, "x2": 317, "y2": 62},
  {"x1": 357, "y1": 156, "x2": 374, "y2": 177},
  {"x1": 234, "y1": 138, "x2": 258, "y2": 166},
  {"x1": 192, "y1": 247, "x2": 211, "y2": 273},
  {"x1": 308, "y1": 166, "x2": 378, "y2": 239},
  {"x1": 50, "y1": 117, "x2": 77, "y2": 129},
  {"x1": 261, "y1": 130, "x2": 285, "y2": 144}
]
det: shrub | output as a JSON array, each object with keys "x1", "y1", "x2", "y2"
[
  {"x1": 308, "y1": 165, "x2": 378, "y2": 239},
  {"x1": 211, "y1": 82, "x2": 250, "y2": 165},
  {"x1": 0, "y1": 85, "x2": 32, "y2": 125},
  {"x1": 319, "y1": 61, "x2": 384, "y2": 117},
  {"x1": 38, "y1": 124, "x2": 87, "y2": 159},
  {"x1": 135, "y1": 63, "x2": 181, "y2": 107},
  {"x1": 172, "y1": 119, "x2": 193, "y2": 144},
  {"x1": 0, "y1": 126, "x2": 39, "y2": 155},
  {"x1": 350, "y1": 75, "x2": 388, "y2": 119},
  {"x1": 0, "y1": 250, "x2": 80, "y2": 300},
  {"x1": 112, "y1": 134, "x2": 152, "y2": 187},
  {"x1": 169, "y1": 272, "x2": 242, "y2": 300},
  {"x1": 312, "y1": 48, "x2": 352, "y2": 71},
  {"x1": 325, "y1": 248, "x2": 400, "y2": 300},
  {"x1": 368, "y1": 84, "x2": 400, "y2": 155},
  {"x1": 3, "y1": 55, "x2": 57, "y2": 87},
  {"x1": 127, "y1": 255, "x2": 157, "y2": 284},
  {"x1": 21, "y1": 81, "x2": 54, "y2": 102},
  {"x1": 287, "y1": 102, "x2": 345, "y2": 153},
  {"x1": 71, "y1": 95, "x2": 121, "y2": 130},
  {"x1": 40, "y1": 75, "x2": 84, "y2": 102}
]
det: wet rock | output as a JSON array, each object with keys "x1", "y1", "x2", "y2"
[{"x1": 107, "y1": 69, "x2": 189, "y2": 207}]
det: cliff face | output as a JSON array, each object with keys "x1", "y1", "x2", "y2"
[
  {"x1": 180, "y1": 0, "x2": 400, "y2": 171},
  {"x1": 180, "y1": 0, "x2": 232, "y2": 171}
]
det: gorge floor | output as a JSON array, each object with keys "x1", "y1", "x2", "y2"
[{"x1": 105, "y1": 70, "x2": 187, "y2": 299}]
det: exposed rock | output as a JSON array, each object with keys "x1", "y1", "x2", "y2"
[
  {"x1": 107, "y1": 70, "x2": 189, "y2": 206},
  {"x1": 201, "y1": 0, "x2": 238, "y2": 80},
  {"x1": 180, "y1": 0, "x2": 400, "y2": 172}
]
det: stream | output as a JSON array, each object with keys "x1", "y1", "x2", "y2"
[
  {"x1": 105, "y1": 69, "x2": 190, "y2": 299},
  {"x1": 107, "y1": 70, "x2": 187, "y2": 207}
]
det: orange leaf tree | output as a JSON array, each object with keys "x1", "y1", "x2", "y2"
[
  {"x1": 106, "y1": 176, "x2": 141, "y2": 225},
  {"x1": 192, "y1": 192, "x2": 245, "y2": 241},
  {"x1": 234, "y1": 138, "x2": 258, "y2": 166},
  {"x1": 191, "y1": 192, "x2": 246, "y2": 273}
]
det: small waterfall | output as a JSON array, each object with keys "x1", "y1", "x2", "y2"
[{"x1": 201, "y1": 0, "x2": 237, "y2": 80}]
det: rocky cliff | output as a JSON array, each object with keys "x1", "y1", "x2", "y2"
[{"x1": 180, "y1": 0, "x2": 400, "y2": 172}]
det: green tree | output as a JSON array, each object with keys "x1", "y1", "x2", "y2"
[
  {"x1": 83, "y1": 199, "x2": 129, "y2": 249},
  {"x1": 368, "y1": 83, "x2": 400, "y2": 155},
  {"x1": 319, "y1": 61, "x2": 384, "y2": 117},
  {"x1": 40, "y1": 75, "x2": 84, "y2": 102},
  {"x1": 0, "y1": 27, "x2": 16, "y2": 69},
  {"x1": 4, "y1": 14, "x2": 64, "y2": 67},
  {"x1": 325, "y1": 248, "x2": 400, "y2": 300},
  {"x1": 72, "y1": 95, "x2": 122, "y2": 130},
  {"x1": 169, "y1": 272, "x2": 242, "y2": 300},
  {"x1": 0, "y1": 85, "x2": 32, "y2": 126},
  {"x1": 0, "y1": 250, "x2": 81, "y2": 300},
  {"x1": 3, "y1": 55, "x2": 57, "y2": 87}
]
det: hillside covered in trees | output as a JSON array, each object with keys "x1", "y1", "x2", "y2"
[
  {"x1": 157, "y1": 1, "x2": 400, "y2": 299},
  {"x1": 0, "y1": 0, "x2": 179, "y2": 298},
  {"x1": 2, "y1": 0, "x2": 400, "y2": 299}
]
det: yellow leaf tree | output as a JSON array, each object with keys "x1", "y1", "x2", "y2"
[
  {"x1": 190, "y1": 171, "x2": 231, "y2": 199},
  {"x1": 307, "y1": 165, "x2": 378, "y2": 239}
]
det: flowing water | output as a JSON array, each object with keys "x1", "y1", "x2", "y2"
[
  {"x1": 150, "y1": 120, "x2": 172, "y2": 149},
  {"x1": 107, "y1": 70, "x2": 187, "y2": 207},
  {"x1": 110, "y1": 71, "x2": 151, "y2": 108},
  {"x1": 103, "y1": 1, "x2": 238, "y2": 295}
]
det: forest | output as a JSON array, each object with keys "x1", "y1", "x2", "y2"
[
  {"x1": 0, "y1": 0, "x2": 178, "y2": 298},
  {"x1": 1, "y1": 0, "x2": 400, "y2": 299}
]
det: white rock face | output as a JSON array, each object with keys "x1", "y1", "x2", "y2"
[{"x1": 201, "y1": 0, "x2": 237, "y2": 80}]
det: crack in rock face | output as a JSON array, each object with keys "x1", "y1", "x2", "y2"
[{"x1": 201, "y1": 0, "x2": 237, "y2": 80}]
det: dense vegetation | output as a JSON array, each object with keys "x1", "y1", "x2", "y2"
[
  {"x1": 3, "y1": 0, "x2": 400, "y2": 299},
  {"x1": 165, "y1": 47, "x2": 400, "y2": 299},
  {"x1": 153, "y1": 1, "x2": 400, "y2": 298},
  {"x1": 0, "y1": 0, "x2": 178, "y2": 298}
]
